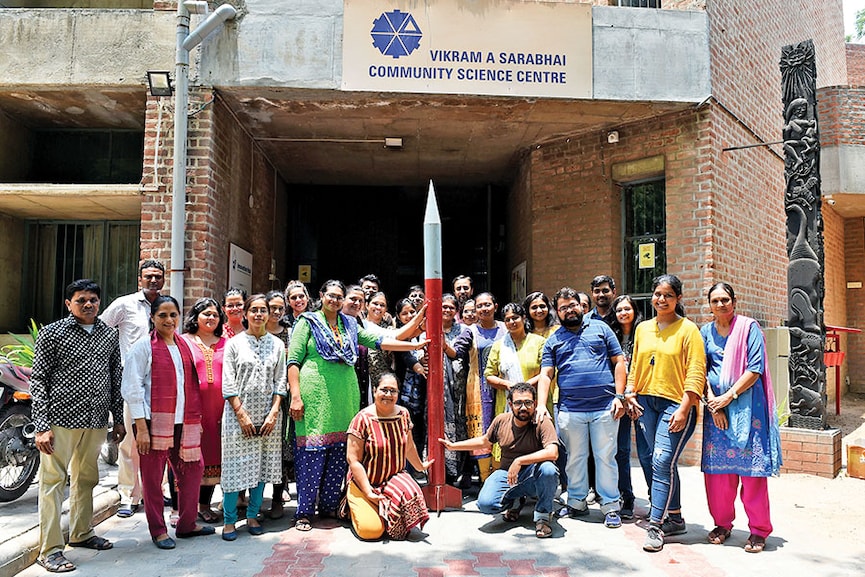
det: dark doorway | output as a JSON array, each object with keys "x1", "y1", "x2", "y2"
[{"x1": 286, "y1": 184, "x2": 507, "y2": 306}]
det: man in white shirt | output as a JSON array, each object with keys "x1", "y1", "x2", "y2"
[{"x1": 100, "y1": 259, "x2": 165, "y2": 518}]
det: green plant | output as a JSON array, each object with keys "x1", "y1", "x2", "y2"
[
  {"x1": 0, "y1": 320, "x2": 39, "y2": 368},
  {"x1": 776, "y1": 391, "x2": 790, "y2": 427}
]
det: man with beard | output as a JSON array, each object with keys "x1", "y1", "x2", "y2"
[
  {"x1": 452, "y1": 275, "x2": 474, "y2": 306},
  {"x1": 590, "y1": 275, "x2": 617, "y2": 325},
  {"x1": 439, "y1": 382, "x2": 559, "y2": 538},
  {"x1": 536, "y1": 287, "x2": 627, "y2": 529}
]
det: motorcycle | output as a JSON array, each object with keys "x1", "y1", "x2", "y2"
[{"x1": 0, "y1": 363, "x2": 38, "y2": 502}]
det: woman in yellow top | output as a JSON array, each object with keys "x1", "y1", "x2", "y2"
[{"x1": 627, "y1": 274, "x2": 706, "y2": 553}]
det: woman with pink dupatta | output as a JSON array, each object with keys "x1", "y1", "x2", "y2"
[
  {"x1": 701, "y1": 283, "x2": 782, "y2": 554},
  {"x1": 122, "y1": 295, "x2": 214, "y2": 550}
]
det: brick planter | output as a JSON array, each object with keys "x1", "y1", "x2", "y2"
[{"x1": 779, "y1": 427, "x2": 842, "y2": 478}]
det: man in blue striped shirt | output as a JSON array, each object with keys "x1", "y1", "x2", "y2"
[{"x1": 536, "y1": 286, "x2": 627, "y2": 529}]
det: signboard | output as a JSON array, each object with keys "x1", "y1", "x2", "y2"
[
  {"x1": 342, "y1": 0, "x2": 592, "y2": 99},
  {"x1": 228, "y1": 243, "x2": 253, "y2": 293},
  {"x1": 639, "y1": 242, "x2": 655, "y2": 270},
  {"x1": 511, "y1": 261, "x2": 527, "y2": 302}
]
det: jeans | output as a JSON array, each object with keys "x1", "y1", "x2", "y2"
[
  {"x1": 556, "y1": 407, "x2": 621, "y2": 513},
  {"x1": 616, "y1": 416, "x2": 653, "y2": 505},
  {"x1": 476, "y1": 462, "x2": 559, "y2": 522},
  {"x1": 638, "y1": 395, "x2": 696, "y2": 524}
]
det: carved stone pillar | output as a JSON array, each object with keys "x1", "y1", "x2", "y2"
[{"x1": 780, "y1": 39, "x2": 827, "y2": 430}]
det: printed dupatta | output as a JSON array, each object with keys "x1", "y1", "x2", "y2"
[
  {"x1": 720, "y1": 315, "x2": 782, "y2": 474},
  {"x1": 301, "y1": 310, "x2": 359, "y2": 366},
  {"x1": 149, "y1": 331, "x2": 202, "y2": 461}
]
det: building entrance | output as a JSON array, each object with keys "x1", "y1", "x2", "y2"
[{"x1": 285, "y1": 183, "x2": 507, "y2": 302}]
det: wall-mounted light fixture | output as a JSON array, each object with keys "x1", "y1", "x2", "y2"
[
  {"x1": 146, "y1": 71, "x2": 173, "y2": 97},
  {"x1": 607, "y1": 131, "x2": 620, "y2": 144}
]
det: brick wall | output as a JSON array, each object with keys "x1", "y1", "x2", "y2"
[
  {"x1": 780, "y1": 427, "x2": 842, "y2": 477},
  {"x1": 520, "y1": 104, "x2": 787, "y2": 327},
  {"x1": 140, "y1": 90, "x2": 280, "y2": 309},
  {"x1": 708, "y1": 0, "x2": 847, "y2": 151},
  {"x1": 823, "y1": 205, "x2": 847, "y2": 402},
  {"x1": 847, "y1": 43, "x2": 865, "y2": 86},
  {"x1": 819, "y1": 87, "x2": 865, "y2": 147},
  {"x1": 845, "y1": 218, "x2": 865, "y2": 390}
]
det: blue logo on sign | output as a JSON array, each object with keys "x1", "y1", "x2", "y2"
[{"x1": 371, "y1": 9, "x2": 422, "y2": 58}]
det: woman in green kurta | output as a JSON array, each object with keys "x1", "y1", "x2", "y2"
[{"x1": 287, "y1": 279, "x2": 428, "y2": 532}]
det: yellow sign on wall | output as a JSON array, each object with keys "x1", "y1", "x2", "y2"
[{"x1": 639, "y1": 243, "x2": 655, "y2": 270}]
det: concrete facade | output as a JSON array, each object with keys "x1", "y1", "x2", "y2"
[{"x1": 0, "y1": 1, "x2": 863, "y2": 449}]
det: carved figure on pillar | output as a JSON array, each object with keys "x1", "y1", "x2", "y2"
[{"x1": 780, "y1": 39, "x2": 826, "y2": 430}]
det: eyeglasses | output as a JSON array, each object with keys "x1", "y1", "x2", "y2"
[
  {"x1": 248, "y1": 307, "x2": 269, "y2": 314},
  {"x1": 378, "y1": 388, "x2": 399, "y2": 396},
  {"x1": 710, "y1": 297, "x2": 733, "y2": 306},
  {"x1": 324, "y1": 293, "x2": 344, "y2": 302},
  {"x1": 511, "y1": 400, "x2": 535, "y2": 408},
  {"x1": 557, "y1": 303, "x2": 580, "y2": 313}
]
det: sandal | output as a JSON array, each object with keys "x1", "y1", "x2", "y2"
[
  {"x1": 707, "y1": 526, "x2": 731, "y2": 545},
  {"x1": 294, "y1": 517, "x2": 312, "y2": 532},
  {"x1": 503, "y1": 496, "x2": 526, "y2": 522},
  {"x1": 169, "y1": 512, "x2": 179, "y2": 528},
  {"x1": 535, "y1": 519, "x2": 553, "y2": 539},
  {"x1": 198, "y1": 509, "x2": 221, "y2": 524},
  {"x1": 69, "y1": 535, "x2": 113, "y2": 550},
  {"x1": 37, "y1": 552, "x2": 76, "y2": 573},
  {"x1": 744, "y1": 534, "x2": 766, "y2": 553}
]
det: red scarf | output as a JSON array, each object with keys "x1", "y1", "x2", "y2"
[{"x1": 150, "y1": 331, "x2": 203, "y2": 461}]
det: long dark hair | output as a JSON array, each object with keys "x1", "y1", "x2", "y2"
[
  {"x1": 183, "y1": 297, "x2": 226, "y2": 336},
  {"x1": 652, "y1": 274, "x2": 686, "y2": 317},
  {"x1": 394, "y1": 298, "x2": 416, "y2": 328},
  {"x1": 523, "y1": 291, "x2": 558, "y2": 332},
  {"x1": 609, "y1": 294, "x2": 643, "y2": 343}
]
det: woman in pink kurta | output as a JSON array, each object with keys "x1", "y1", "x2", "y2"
[{"x1": 183, "y1": 297, "x2": 228, "y2": 523}]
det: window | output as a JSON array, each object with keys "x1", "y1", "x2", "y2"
[
  {"x1": 24, "y1": 221, "x2": 140, "y2": 325},
  {"x1": 612, "y1": 0, "x2": 662, "y2": 7},
  {"x1": 622, "y1": 179, "x2": 666, "y2": 319}
]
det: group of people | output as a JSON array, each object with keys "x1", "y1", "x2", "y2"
[{"x1": 28, "y1": 262, "x2": 782, "y2": 573}]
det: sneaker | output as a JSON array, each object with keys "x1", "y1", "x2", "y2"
[
  {"x1": 620, "y1": 499, "x2": 634, "y2": 520},
  {"x1": 643, "y1": 524, "x2": 665, "y2": 552},
  {"x1": 661, "y1": 516, "x2": 687, "y2": 536},
  {"x1": 604, "y1": 511, "x2": 622, "y2": 528},
  {"x1": 586, "y1": 488, "x2": 597, "y2": 504}
]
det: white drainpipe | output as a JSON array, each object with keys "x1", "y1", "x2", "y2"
[{"x1": 170, "y1": 2, "x2": 237, "y2": 304}]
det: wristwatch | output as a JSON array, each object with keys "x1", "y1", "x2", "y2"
[
  {"x1": 615, "y1": 393, "x2": 626, "y2": 401},
  {"x1": 731, "y1": 390, "x2": 739, "y2": 400}
]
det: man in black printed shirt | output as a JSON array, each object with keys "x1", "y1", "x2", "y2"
[{"x1": 30, "y1": 279, "x2": 126, "y2": 573}]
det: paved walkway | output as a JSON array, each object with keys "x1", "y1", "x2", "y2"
[{"x1": 3, "y1": 461, "x2": 864, "y2": 577}]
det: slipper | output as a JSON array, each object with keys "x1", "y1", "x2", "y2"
[
  {"x1": 37, "y1": 552, "x2": 76, "y2": 573},
  {"x1": 69, "y1": 535, "x2": 113, "y2": 550},
  {"x1": 535, "y1": 519, "x2": 553, "y2": 539},
  {"x1": 198, "y1": 509, "x2": 222, "y2": 523},
  {"x1": 176, "y1": 525, "x2": 216, "y2": 538},
  {"x1": 116, "y1": 506, "x2": 134, "y2": 519},
  {"x1": 708, "y1": 526, "x2": 731, "y2": 544},
  {"x1": 744, "y1": 534, "x2": 766, "y2": 553},
  {"x1": 294, "y1": 518, "x2": 312, "y2": 532}
]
